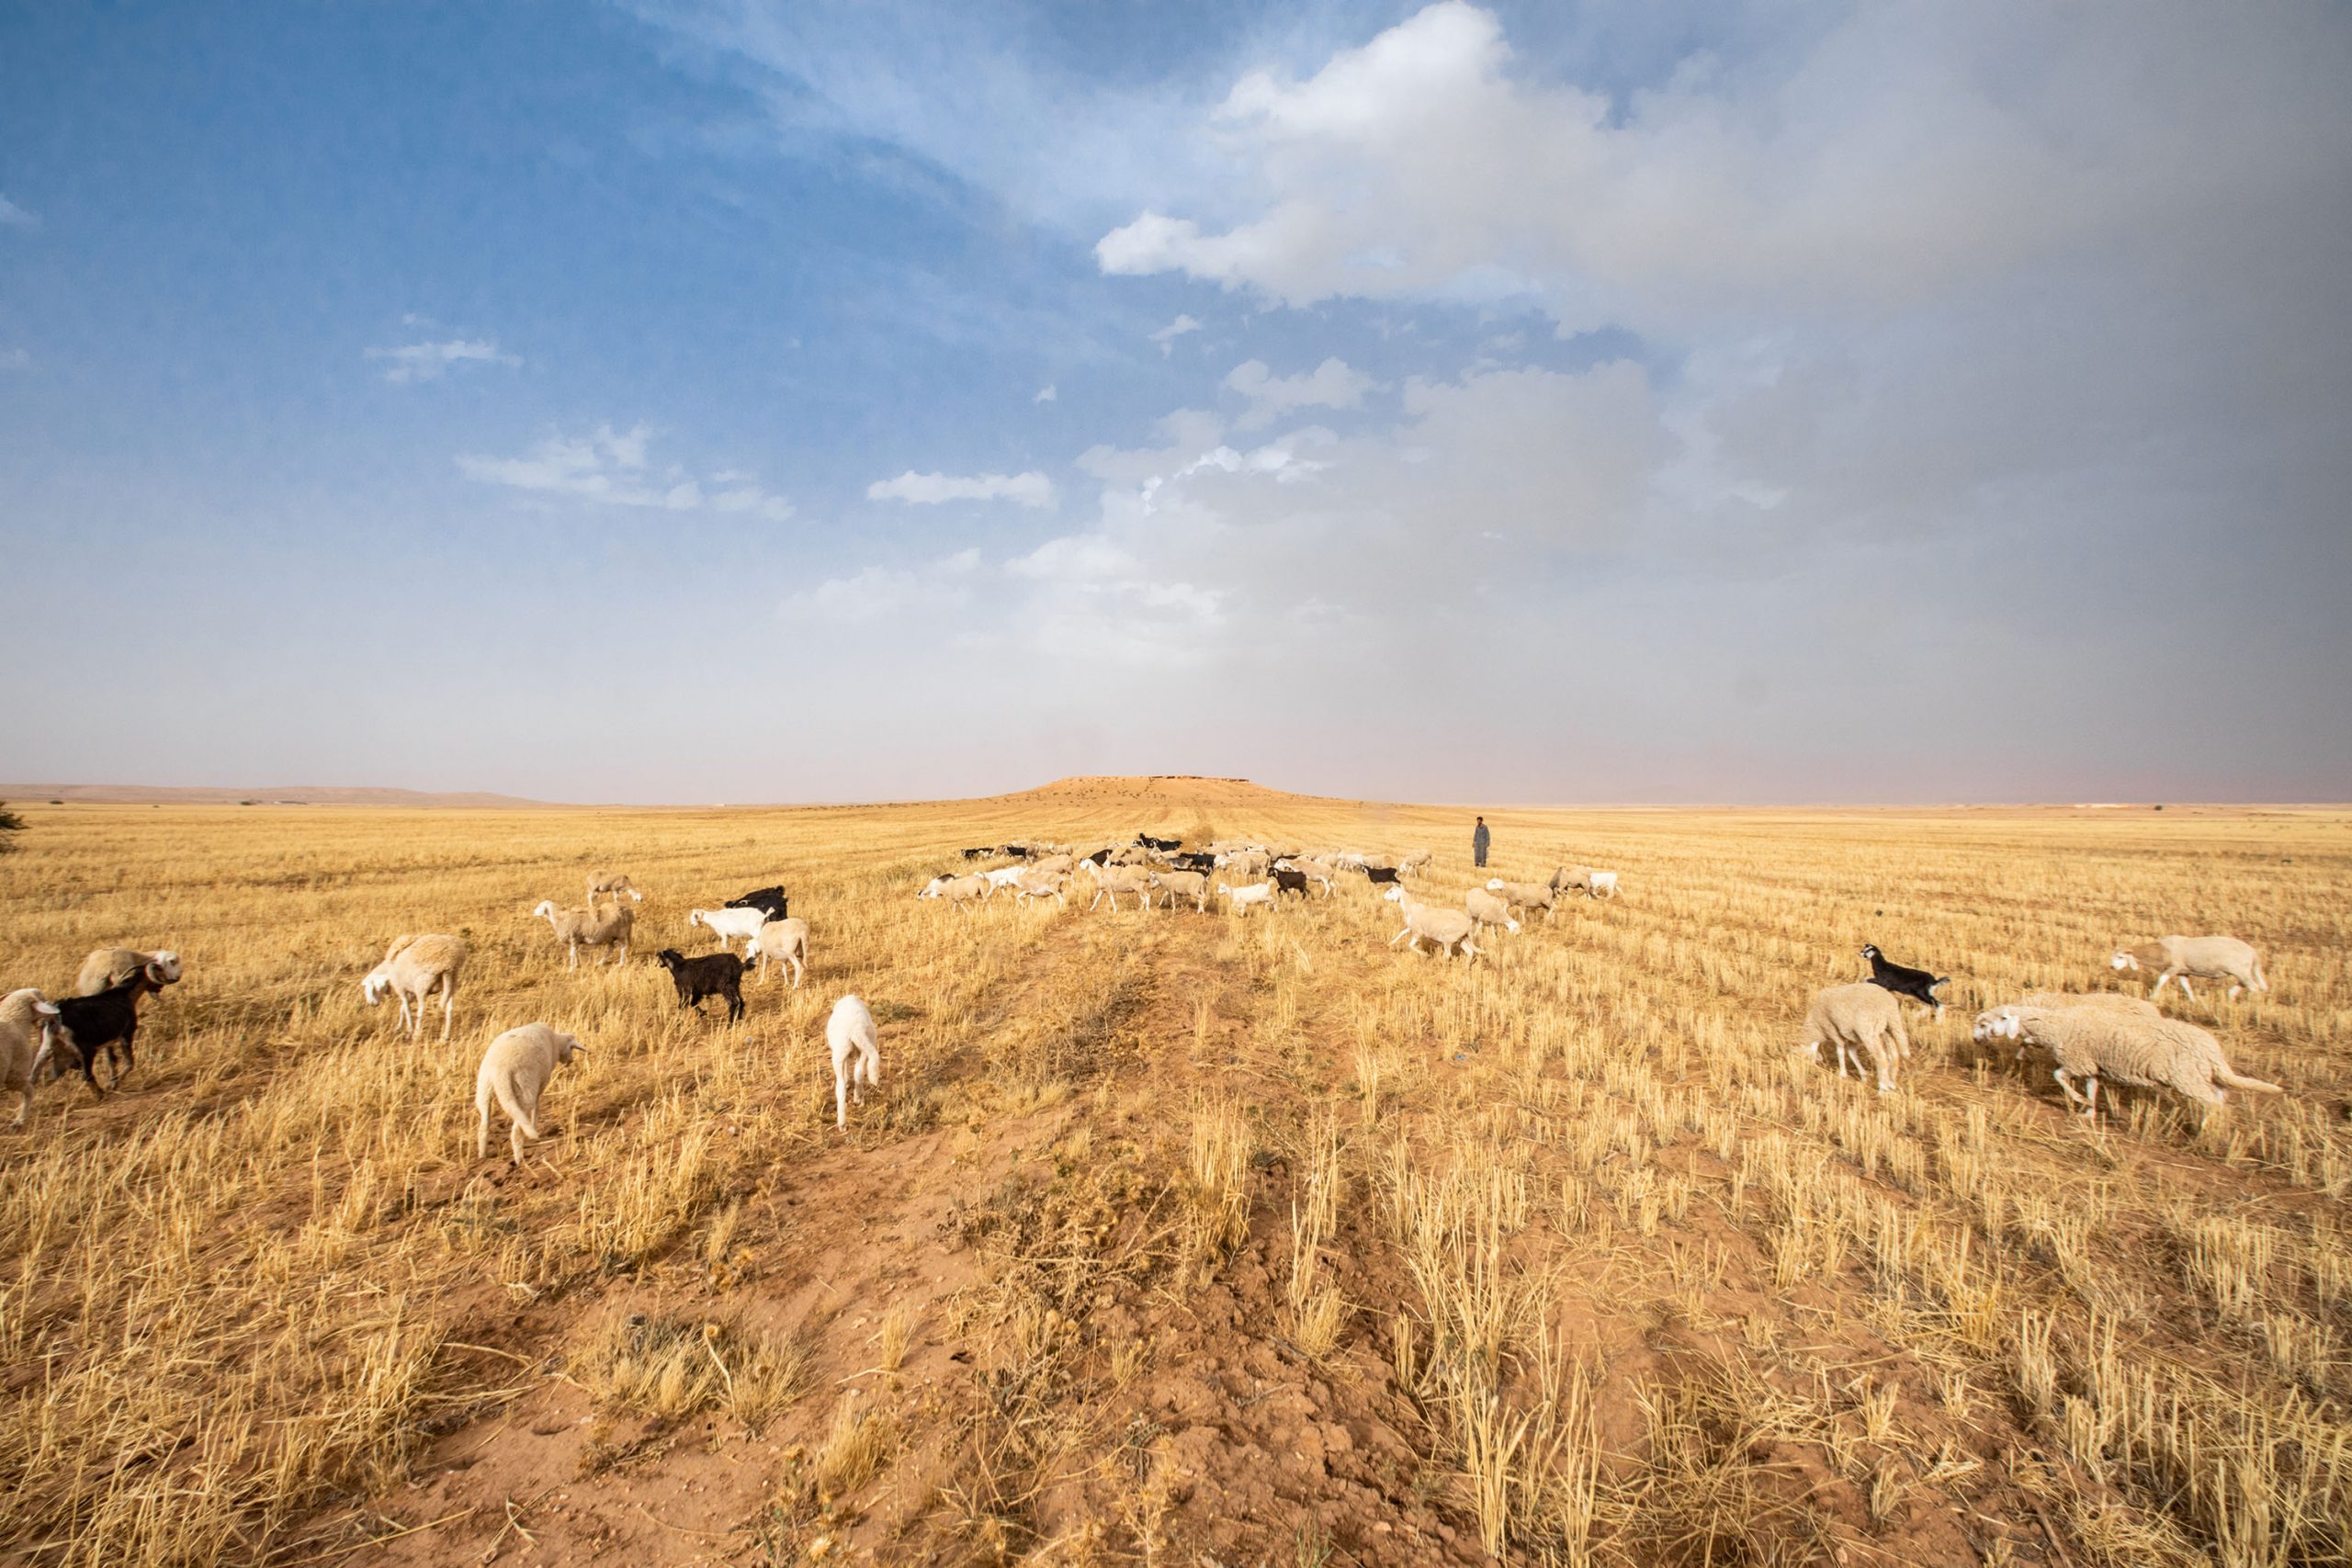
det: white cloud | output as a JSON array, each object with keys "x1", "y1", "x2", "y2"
[
  {"x1": 0, "y1": 347, "x2": 30, "y2": 372},
  {"x1": 367, "y1": 337, "x2": 521, "y2": 384},
  {"x1": 1034, "y1": 383, "x2": 1057, "y2": 403},
  {"x1": 0, "y1": 195, "x2": 37, "y2": 231},
  {"x1": 783, "y1": 547, "x2": 981, "y2": 624},
  {"x1": 458, "y1": 423, "x2": 793, "y2": 520},
  {"x1": 866, "y1": 469, "x2": 1057, "y2": 508},
  {"x1": 1148, "y1": 313, "x2": 1202, "y2": 355},
  {"x1": 1224, "y1": 356, "x2": 1377, "y2": 430}
]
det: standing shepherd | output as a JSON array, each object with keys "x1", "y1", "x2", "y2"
[{"x1": 1472, "y1": 815, "x2": 1491, "y2": 869}]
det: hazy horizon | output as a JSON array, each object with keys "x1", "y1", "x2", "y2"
[{"x1": 5, "y1": 2, "x2": 2348, "y2": 805}]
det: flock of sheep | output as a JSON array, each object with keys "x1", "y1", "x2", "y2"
[{"x1": 0, "y1": 833, "x2": 2284, "y2": 1161}]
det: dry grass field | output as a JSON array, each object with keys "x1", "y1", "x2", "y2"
[{"x1": 2, "y1": 778, "x2": 2348, "y2": 1568}]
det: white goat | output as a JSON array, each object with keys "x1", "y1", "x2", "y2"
[
  {"x1": 826, "y1": 994, "x2": 882, "y2": 1130},
  {"x1": 687, "y1": 904, "x2": 771, "y2": 951},
  {"x1": 745, "y1": 918, "x2": 809, "y2": 987},
  {"x1": 1218, "y1": 881, "x2": 1275, "y2": 918}
]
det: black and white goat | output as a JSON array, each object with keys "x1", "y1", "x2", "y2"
[
  {"x1": 47, "y1": 964, "x2": 166, "y2": 1095},
  {"x1": 654, "y1": 948, "x2": 747, "y2": 1022},
  {"x1": 1136, "y1": 834, "x2": 1182, "y2": 853},
  {"x1": 1860, "y1": 943, "x2": 1951, "y2": 1019}
]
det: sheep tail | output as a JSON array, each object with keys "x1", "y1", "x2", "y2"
[
  {"x1": 493, "y1": 1078, "x2": 541, "y2": 1139},
  {"x1": 2213, "y1": 1066, "x2": 2283, "y2": 1095}
]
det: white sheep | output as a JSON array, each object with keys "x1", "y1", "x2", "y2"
[
  {"x1": 2110, "y1": 936, "x2": 2267, "y2": 1001},
  {"x1": 1012, "y1": 870, "x2": 1069, "y2": 908},
  {"x1": 1972, "y1": 990, "x2": 2159, "y2": 1058},
  {"x1": 474, "y1": 1023, "x2": 587, "y2": 1163},
  {"x1": 1464, "y1": 887, "x2": 1521, "y2": 936},
  {"x1": 1383, "y1": 887, "x2": 1480, "y2": 961},
  {"x1": 980, "y1": 865, "x2": 1029, "y2": 894},
  {"x1": 2, "y1": 987, "x2": 62, "y2": 1130},
  {"x1": 1150, "y1": 869, "x2": 1210, "y2": 911},
  {"x1": 1028, "y1": 853, "x2": 1075, "y2": 878},
  {"x1": 1797, "y1": 983, "x2": 1911, "y2": 1095},
  {"x1": 745, "y1": 918, "x2": 809, "y2": 987},
  {"x1": 1981, "y1": 1006, "x2": 2283, "y2": 1117},
  {"x1": 1397, "y1": 850, "x2": 1433, "y2": 878},
  {"x1": 361, "y1": 933, "x2": 467, "y2": 1042},
  {"x1": 1484, "y1": 878, "x2": 1558, "y2": 923},
  {"x1": 826, "y1": 994, "x2": 882, "y2": 1130},
  {"x1": 1550, "y1": 865, "x2": 1620, "y2": 900},
  {"x1": 74, "y1": 948, "x2": 182, "y2": 997},
  {"x1": 1217, "y1": 881, "x2": 1275, "y2": 918},
  {"x1": 1588, "y1": 871, "x2": 1619, "y2": 899},
  {"x1": 587, "y1": 870, "x2": 644, "y2": 903},
  {"x1": 918, "y1": 874, "x2": 993, "y2": 915},
  {"x1": 1086, "y1": 863, "x2": 1154, "y2": 912},
  {"x1": 532, "y1": 896, "x2": 635, "y2": 968}
]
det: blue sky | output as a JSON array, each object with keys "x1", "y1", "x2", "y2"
[{"x1": 3, "y1": 1, "x2": 2348, "y2": 803}]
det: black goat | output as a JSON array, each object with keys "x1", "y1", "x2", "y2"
[
  {"x1": 654, "y1": 948, "x2": 747, "y2": 1022},
  {"x1": 1361, "y1": 865, "x2": 1402, "y2": 886},
  {"x1": 1172, "y1": 851, "x2": 1216, "y2": 872},
  {"x1": 724, "y1": 885, "x2": 789, "y2": 921},
  {"x1": 1083, "y1": 848, "x2": 1114, "y2": 867},
  {"x1": 1136, "y1": 834, "x2": 1182, "y2": 853},
  {"x1": 960, "y1": 847, "x2": 996, "y2": 861},
  {"x1": 50, "y1": 964, "x2": 165, "y2": 1096},
  {"x1": 1860, "y1": 943, "x2": 1950, "y2": 1018},
  {"x1": 1272, "y1": 867, "x2": 1309, "y2": 897}
]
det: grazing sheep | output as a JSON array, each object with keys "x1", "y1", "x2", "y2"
[
  {"x1": 1086, "y1": 863, "x2": 1154, "y2": 912},
  {"x1": 1028, "y1": 853, "x2": 1075, "y2": 877},
  {"x1": 1464, "y1": 887, "x2": 1521, "y2": 936},
  {"x1": 1587, "y1": 871, "x2": 1620, "y2": 899},
  {"x1": 587, "y1": 870, "x2": 643, "y2": 903},
  {"x1": 474, "y1": 1023, "x2": 586, "y2": 1163},
  {"x1": 532, "y1": 897, "x2": 635, "y2": 969},
  {"x1": 1151, "y1": 869, "x2": 1211, "y2": 911},
  {"x1": 362, "y1": 933, "x2": 467, "y2": 1042},
  {"x1": 1218, "y1": 881, "x2": 1275, "y2": 918},
  {"x1": 1797, "y1": 983, "x2": 1911, "y2": 1095},
  {"x1": 51, "y1": 964, "x2": 167, "y2": 1095},
  {"x1": 687, "y1": 904, "x2": 772, "y2": 950},
  {"x1": 1485, "y1": 878, "x2": 1558, "y2": 923},
  {"x1": 653, "y1": 948, "x2": 747, "y2": 1022},
  {"x1": 724, "y1": 886, "x2": 790, "y2": 922},
  {"x1": 745, "y1": 918, "x2": 809, "y2": 987},
  {"x1": 1218, "y1": 851, "x2": 1271, "y2": 881},
  {"x1": 918, "y1": 874, "x2": 993, "y2": 915},
  {"x1": 2111, "y1": 936, "x2": 2267, "y2": 1001},
  {"x1": 1982, "y1": 1006, "x2": 2282, "y2": 1118},
  {"x1": 1860, "y1": 943, "x2": 1951, "y2": 1019},
  {"x1": 1398, "y1": 850, "x2": 1433, "y2": 878},
  {"x1": 1383, "y1": 887, "x2": 1480, "y2": 961},
  {"x1": 1012, "y1": 870, "x2": 1069, "y2": 909},
  {"x1": 74, "y1": 948, "x2": 181, "y2": 998},
  {"x1": 826, "y1": 994, "x2": 882, "y2": 1130},
  {"x1": 2, "y1": 988, "x2": 62, "y2": 1130}
]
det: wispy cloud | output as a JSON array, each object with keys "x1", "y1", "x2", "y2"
[
  {"x1": 1225, "y1": 357, "x2": 1377, "y2": 430},
  {"x1": 0, "y1": 195, "x2": 38, "y2": 231},
  {"x1": 783, "y1": 547, "x2": 983, "y2": 624},
  {"x1": 458, "y1": 423, "x2": 793, "y2": 520},
  {"x1": 1034, "y1": 383, "x2": 1057, "y2": 403},
  {"x1": 867, "y1": 468, "x2": 1057, "y2": 508},
  {"x1": 0, "y1": 347, "x2": 31, "y2": 372},
  {"x1": 1148, "y1": 313, "x2": 1201, "y2": 355},
  {"x1": 367, "y1": 337, "x2": 520, "y2": 384}
]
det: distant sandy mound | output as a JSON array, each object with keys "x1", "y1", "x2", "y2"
[
  {"x1": 3, "y1": 783, "x2": 548, "y2": 807},
  {"x1": 989, "y1": 774, "x2": 1347, "y2": 807}
]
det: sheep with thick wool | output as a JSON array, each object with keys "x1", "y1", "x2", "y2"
[
  {"x1": 74, "y1": 948, "x2": 182, "y2": 998},
  {"x1": 531, "y1": 896, "x2": 634, "y2": 969},
  {"x1": 745, "y1": 918, "x2": 809, "y2": 987},
  {"x1": 1982, "y1": 1005, "x2": 2281, "y2": 1117},
  {"x1": 2110, "y1": 936, "x2": 2267, "y2": 1001},
  {"x1": 2, "y1": 988, "x2": 62, "y2": 1130},
  {"x1": 1973, "y1": 990, "x2": 2159, "y2": 1057},
  {"x1": 826, "y1": 994, "x2": 882, "y2": 1130},
  {"x1": 362, "y1": 933, "x2": 467, "y2": 1041},
  {"x1": 1797, "y1": 983, "x2": 1911, "y2": 1094},
  {"x1": 474, "y1": 1023, "x2": 587, "y2": 1163}
]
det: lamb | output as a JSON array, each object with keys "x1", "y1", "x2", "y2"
[
  {"x1": 1383, "y1": 886, "x2": 1480, "y2": 961},
  {"x1": 1980, "y1": 1006, "x2": 2282, "y2": 1118},
  {"x1": 474, "y1": 1023, "x2": 586, "y2": 1163},
  {"x1": 826, "y1": 994, "x2": 882, "y2": 1130},
  {"x1": 918, "y1": 874, "x2": 992, "y2": 915},
  {"x1": 1012, "y1": 870, "x2": 1070, "y2": 908},
  {"x1": 1150, "y1": 869, "x2": 1210, "y2": 911},
  {"x1": 361, "y1": 933, "x2": 466, "y2": 1041},
  {"x1": 1485, "y1": 878, "x2": 1558, "y2": 923},
  {"x1": 653, "y1": 948, "x2": 747, "y2": 1022},
  {"x1": 1464, "y1": 887, "x2": 1521, "y2": 936},
  {"x1": 587, "y1": 870, "x2": 643, "y2": 903},
  {"x1": 745, "y1": 918, "x2": 809, "y2": 987},
  {"x1": 687, "y1": 903, "x2": 772, "y2": 950},
  {"x1": 74, "y1": 947, "x2": 182, "y2": 997},
  {"x1": 724, "y1": 886, "x2": 790, "y2": 921},
  {"x1": 1860, "y1": 943, "x2": 1951, "y2": 1019},
  {"x1": 1797, "y1": 983, "x2": 1911, "y2": 1095},
  {"x1": 1087, "y1": 863, "x2": 1154, "y2": 912},
  {"x1": 51, "y1": 964, "x2": 167, "y2": 1095},
  {"x1": 2111, "y1": 936, "x2": 2267, "y2": 1001},
  {"x1": 532, "y1": 896, "x2": 635, "y2": 968},
  {"x1": 2, "y1": 988, "x2": 62, "y2": 1130},
  {"x1": 1218, "y1": 881, "x2": 1275, "y2": 918}
]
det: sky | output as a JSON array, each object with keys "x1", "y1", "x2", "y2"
[{"x1": 2, "y1": 1, "x2": 2348, "y2": 805}]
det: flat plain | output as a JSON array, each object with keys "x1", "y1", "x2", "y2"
[{"x1": 1, "y1": 779, "x2": 2346, "y2": 1567}]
